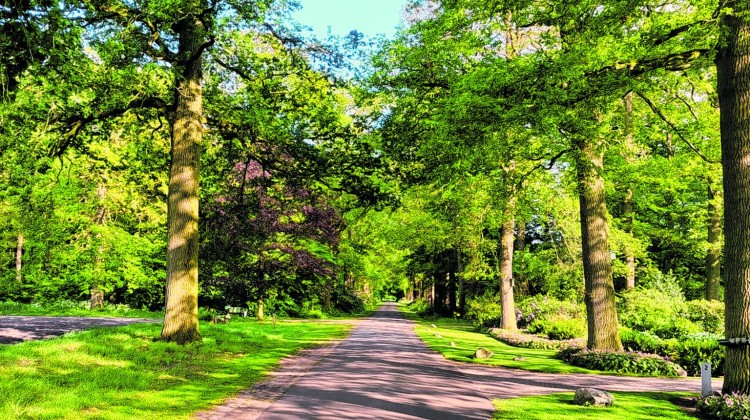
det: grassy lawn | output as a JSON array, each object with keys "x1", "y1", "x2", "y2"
[
  {"x1": 0, "y1": 301, "x2": 162, "y2": 318},
  {"x1": 0, "y1": 318, "x2": 352, "y2": 419},
  {"x1": 399, "y1": 304, "x2": 603, "y2": 374},
  {"x1": 493, "y1": 392, "x2": 698, "y2": 419}
]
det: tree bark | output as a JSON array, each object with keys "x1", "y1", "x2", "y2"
[
  {"x1": 257, "y1": 298, "x2": 264, "y2": 321},
  {"x1": 15, "y1": 233, "x2": 23, "y2": 282},
  {"x1": 500, "y1": 195, "x2": 517, "y2": 330},
  {"x1": 161, "y1": 15, "x2": 205, "y2": 344},
  {"x1": 576, "y1": 138, "x2": 622, "y2": 351},
  {"x1": 624, "y1": 188, "x2": 636, "y2": 290},
  {"x1": 91, "y1": 184, "x2": 106, "y2": 310},
  {"x1": 718, "y1": 0, "x2": 750, "y2": 394},
  {"x1": 706, "y1": 183, "x2": 722, "y2": 301}
]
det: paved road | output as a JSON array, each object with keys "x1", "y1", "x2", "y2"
[
  {"x1": 259, "y1": 303, "x2": 495, "y2": 420},
  {"x1": 0, "y1": 315, "x2": 158, "y2": 344}
]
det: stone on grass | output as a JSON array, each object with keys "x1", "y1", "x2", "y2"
[
  {"x1": 574, "y1": 388, "x2": 614, "y2": 407},
  {"x1": 474, "y1": 348, "x2": 493, "y2": 359},
  {"x1": 512, "y1": 356, "x2": 526, "y2": 362},
  {"x1": 435, "y1": 333, "x2": 442, "y2": 338},
  {"x1": 450, "y1": 341, "x2": 456, "y2": 347},
  {"x1": 675, "y1": 366, "x2": 688, "y2": 377},
  {"x1": 430, "y1": 324, "x2": 437, "y2": 329}
]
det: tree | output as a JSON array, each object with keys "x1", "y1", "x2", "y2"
[{"x1": 717, "y1": 0, "x2": 750, "y2": 395}]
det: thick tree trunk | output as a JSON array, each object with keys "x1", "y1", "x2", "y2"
[
  {"x1": 706, "y1": 183, "x2": 722, "y2": 301},
  {"x1": 500, "y1": 195, "x2": 517, "y2": 330},
  {"x1": 718, "y1": 0, "x2": 750, "y2": 394},
  {"x1": 457, "y1": 250, "x2": 466, "y2": 315},
  {"x1": 257, "y1": 298, "x2": 264, "y2": 321},
  {"x1": 447, "y1": 272, "x2": 457, "y2": 313},
  {"x1": 91, "y1": 184, "x2": 106, "y2": 310},
  {"x1": 623, "y1": 189, "x2": 636, "y2": 289},
  {"x1": 576, "y1": 138, "x2": 622, "y2": 351},
  {"x1": 15, "y1": 233, "x2": 23, "y2": 282},
  {"x1": 161, "y1": 16, "x2": 205, "y2": 344}
]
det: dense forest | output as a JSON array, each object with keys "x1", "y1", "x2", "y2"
[{"x1": 2, "y1": 0, "x2": 750, "y2": 397}]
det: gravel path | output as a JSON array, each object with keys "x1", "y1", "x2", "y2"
[
  {"x1": 199, "y1": 303, "x2": 719, "y2": 419},
  {"x1": 0, "y1": 315, "x2": 159, "y2": 344}
]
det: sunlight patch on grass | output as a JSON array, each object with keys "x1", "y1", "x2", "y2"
[
  {"x1": 493, "y1": 392, "x2": 698, "y2": 419},
  {"x1": 0, "y1": 319, "x2": 352, "y2": 419}
]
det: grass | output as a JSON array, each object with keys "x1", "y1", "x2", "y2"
[
  {"x1": 399, "y1": 304, "x2": 604, "y2": 374},
  {"x1": 0, "y1": 301, "x2": 162, "y2": 318},
  {"x1": 492, "y1": 392, "x2": 699, "y2": 419},
  {"x1": 0, "y1": 318, "x2": 352, "y2": 419}
]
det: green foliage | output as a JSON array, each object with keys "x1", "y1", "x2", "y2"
[
  {"x1": 464, "y1": 294, "x2": 503, "y2": 329},
  {"x1": 556, "y1": 348, "x2": 682, "y2": 377},
  {"x1": 682, "y1": 299, "x2": 725, "y2": 334},
  {"x1": 516, "y1": 295, "x2": 585, "y2": 329},
  {"x1": 0, "y1": 320, "x2": 350, "y2": 419},
  {"x1": 489, "y1": 329, "x2": 583, "y2": 351},
  {"x1": 0, "y1": 301, "x2": 161, "y2": 318},
  {"x1": 545, "y1": 319, "x2": 586, "y2": 341},
  {"x1": 697, "y1": 394, "x2": 750, "y2": 420},
  {"x1": 620, "y1": 327, "x2": 725, "y2": 376}
]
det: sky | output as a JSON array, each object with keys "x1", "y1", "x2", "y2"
[{"x1": 293, "y1": 0, "x2": 407, "y2": 40}]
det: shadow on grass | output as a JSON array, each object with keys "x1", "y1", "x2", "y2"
[{"x1": 0, "y1": 319, "x2": 351, "y2": 419}]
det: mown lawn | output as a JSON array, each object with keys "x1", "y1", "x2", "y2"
[
  {"x1": 399, "y1": 304, "x2": 604, "y2": 374},
  {"x1": 493, "y1": 392, "x2": 699, "y2": 419},
  {"x1": 0, "y1": 319, "x2": 352, "y2": 419}
]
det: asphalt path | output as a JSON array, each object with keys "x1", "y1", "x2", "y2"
[
  {"x1": 258, "y1": 303, "x2": 496, "y2": 420},
  {"x1": 0, "y1": 315, "x2": 158, "y2": 344}
]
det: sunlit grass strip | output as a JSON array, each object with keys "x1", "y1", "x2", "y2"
[
  {"x1": 492, "y1": 392, "x2": 698, "y2": 419},
  {"x1": 0, "y1": 319, "x2": 351, "y2": 419},
  {"x1": 399, "y1": 304, "x2": 603, "y2": 374},
  {"x1": 0, "y1": 301, "x2": 162, "y2": 318}
]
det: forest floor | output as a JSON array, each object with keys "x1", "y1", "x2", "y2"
[
  {"x1": 0, "y1": 315, "x2": 157, "y2": 344},
  {"x1": 200, "y1": 302, "x2": 721, "y2": 419}
]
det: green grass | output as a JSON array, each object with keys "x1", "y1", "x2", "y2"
[
  {"x1": 399, "y1": 304, "x2": 603, "y2": 374},
  {"x1": 492, "y1": 392, "x2": 699, "y2": 419},
  {"x1": 0, "y1": 301, "x2": 162, "y2": 318},
  {"x1": 0, "y1": 318, "x2": 351, "y2": 419}
]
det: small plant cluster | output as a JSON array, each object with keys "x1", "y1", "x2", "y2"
[
  {"x1": 464, "y1": 294, "x2": 503, "y2": 329},
  {"x1": 528, "y1": 318, "x2": 586, "y2": 340},
  {"x1": 697, "y1": 393, "x2": 750, "y2": 419},
  {"x1": 490, "y1": 329, "x2": 584, "y2": 351},
  {"x1": 556, "y1": 347, "x2": 683, "y2": 377},
  {"x1": 620, "y1": 328, "x2": 725, "y2": 376}
]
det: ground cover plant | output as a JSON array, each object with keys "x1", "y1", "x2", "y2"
[
  {"x1": 0, "y1": 319, "x2": 351, "y2": 419},
  {"x1": 492, "y1": 392, "x2": 699, "y2": 419},
  {"x1": 0, "y1": 301, "x2": 162, "y2": 319}
]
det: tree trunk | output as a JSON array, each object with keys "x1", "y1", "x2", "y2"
[
  {"x1": 91, "y1": 184, "x2": 106, "y2": 310},
  {"x1": 623, "y1": 189, "x2": 636, "y2": 290},
  {"x1": 447, "y1": 272, "x2": 456, "y2": 313},
  {"x1": 257, "y1": 298, "x2": 264, "y2": 321},
  {"x1": 15, "y1": 233, "x2": 23, "y2": 282},
  {"x1": 576, "y1": 138, "x2": 622, "y2": 351},
  {"x1": 161, "y1": 15, "x2": 205, "y2": 344},
  {"x1": 718, "y1": 0, "x2": 750, "y2": 394},
  {"x1": 457, "y1": 250, "x2": 466, "y2": 315},
  {"x1": 706, "y1": 183, "x2": 722, "y2": 301},
  {"x1": 500, "y1": 195, "x2": 517, "y2": 330}
]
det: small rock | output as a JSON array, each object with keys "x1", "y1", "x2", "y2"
[
  {"x1": 430, "y1": 324, "x2": 437, "y2": 329},
  {"x1": 512, "y1": 356, "x2": 526, "y2": 362},
  {"x1": 450, "y1": 341, "x2": 456, "y2": 347},
  {"x1": 574, "y1": 388, "x2": 614, "y2": 407},
  {"x1": 675, "y1": 366, "x2": 688, "y2": 377},
  {"x1": 435, "y1": 333, "x2": 442, "y2": 338},
  {"x1": 474, "y1": 347, "x2": 493, "y2": 359}
]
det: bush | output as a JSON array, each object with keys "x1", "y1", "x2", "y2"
[
  {"x1": 682, "y1": 300, "x2": 724, "y2": 334},
  {"x1": 516, "y1": 295, "x2": 585, "y2": 328},
  {"x1": 619, "y1": 327, "x2": 725, "y2": 376},
  {"x1": 556, "y1": 347, "x2": 682, "y2": 377},
  {"x1": 547, "y1": 319, "x2": 586, "y2": 340},
  {"x1": 465, "y1": 294, "x2": 503, "y2": 329},
  {"x1": 407, "y1": 298, "x2": 431, "y2": 316},
  {"x1": 697, "y1": 394, "x2": 750, "y2": 419},
  {"x1": 490, "y1": 329, "x2": 584, "y2": 351},
  {"x1": 617, "y1": 287, "x2": 708, "y2": 339}
]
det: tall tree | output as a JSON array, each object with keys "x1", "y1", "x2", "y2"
[{"x1": 717, "y1": 0, "x2": 750, "y2": 395}]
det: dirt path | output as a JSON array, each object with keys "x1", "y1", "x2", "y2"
[
  {"x1": 0, "y1": 315, "x2": 158, "y2": 344},
  {"x1": 200, "y1": 303, "x2": 719, "y2": 419}
]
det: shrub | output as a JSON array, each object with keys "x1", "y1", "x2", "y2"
[
  {"x1": 619, "y1": 327, "x2": 725, "y2": 376},
  {"x1": 697, "y1": 394, "x2": 750, "y2": 419},
  {"x1": 516, "y1": 295, "x2": 585, "y2": 328},
  {"x1": 490, "y1": 329, "x2": 584, "y2": 351},
  {"x1": 556, "y1": 347, "x2": 683, "y2": 377},
  {"x1": 546, "y1": 319, "x2": 586, "y2": 340},
  {"x1": 617, "y1": 287, "x2": 709, "y2": 339},
  {"x1": 407, "y1": 298, "x2": 431, "y2": 316},
  {"x1": 465, "y1": 294, "x2": 503, "y2": 329},
  {"x1": 682, "y1": 300, "x2": 724, "y2": 334}
]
